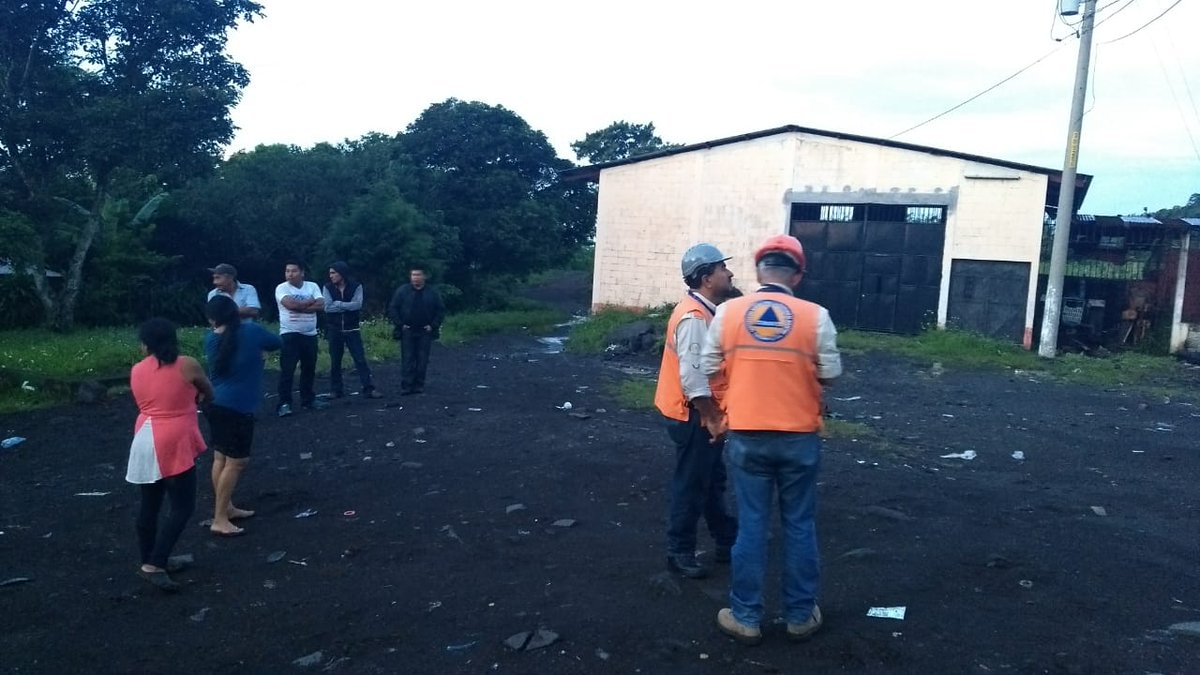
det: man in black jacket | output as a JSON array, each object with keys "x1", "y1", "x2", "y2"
[
  {"x1": 388, "y1": 267, "x2": 445, "y2": 395},
  {"x1": 323, "y1": 261, "x2": 382, "y2": 399}
]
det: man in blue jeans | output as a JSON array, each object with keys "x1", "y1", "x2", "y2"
[
  {"x1": 322, "y1": 261, "x2": 382, "y2": 399},
  {"x1": 701, "y1": 234, "x2": 842, "y2": 645}
]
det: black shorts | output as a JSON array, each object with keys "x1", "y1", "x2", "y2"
[{"x1": 206, "y1": 404, "x2": 256, "y2": 459}]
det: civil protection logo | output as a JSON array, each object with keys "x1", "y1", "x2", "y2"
[{"x1": 744, "y1": 299, "x2": 793, "y2": 342}]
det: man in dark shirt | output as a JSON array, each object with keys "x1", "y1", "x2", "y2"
[{"x1": 387, "y1": 267, "x2": 445, "y2": 395}]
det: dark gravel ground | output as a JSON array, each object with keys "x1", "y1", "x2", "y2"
[{"x1": 1, "y1": 274, "x2": 1198, "y2": 674}]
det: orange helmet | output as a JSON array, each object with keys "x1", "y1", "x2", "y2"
[{"x1": 753, "y1": 234, "x2": 806, "y2": 270}]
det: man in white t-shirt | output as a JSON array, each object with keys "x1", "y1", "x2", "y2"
[{"x1": 274, "y1": 261, "x2": 327, "y2": 417}]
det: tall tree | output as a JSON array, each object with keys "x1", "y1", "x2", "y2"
[
  {"x1": 400, "y1": 99, "x2": 586, "y2": 293},
  {"x1": 157, "y1": 142, "x2": 359, "y2": 292},
  {"x1": 570, "y1": 121, "x2": 682, "y2": 164},
  {"x1": 0, "y1": 0, "x2": 262, "y2": 330}
]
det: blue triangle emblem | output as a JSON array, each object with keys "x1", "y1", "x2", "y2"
[{"x1": 756, "y1": 307, "x2": 782, "y2": 327}]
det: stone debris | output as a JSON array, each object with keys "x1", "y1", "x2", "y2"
[
  {"x1": 551, "y1": 519, "x2": 576, "y2": 528},
  {"x1": 505, "y1": 503, "x2": 526, "y2": 514},
  {"x1": 292, "y1": 651, "x2": 323, "y2": 667}
]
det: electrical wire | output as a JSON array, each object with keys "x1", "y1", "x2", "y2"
[
  {"x1": 1099, "y1": 0, "x2": 1184, "y2": 44},
  {"x1": 891, "y1": 0, "x2": 1148, "y2": 140},
  {"x1": 889, "y1": 46, "x2": 1067, "y2": 139},
  {"x1": 1164, "y1": 21, "x2": 1200, "y2": 134},
  {"x1": 1152, "y1": 42, "x2": 1200, "y2": 163}
]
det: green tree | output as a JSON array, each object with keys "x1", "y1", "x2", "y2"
[
  {"x1": 157, "y1": 143, "x2": 360, "y2": 293},
  {"x1": 570, "y1": 120, "x2": 682, "y2": 164},
  {"x1": 0, "y1": 0, "x2": 262, "y2": 330},
  {"x1": 1152, "y1": 193, "x2": 1200, "y2": 219},
  {"x1": 399, "y1": 99, "x2": 587, "y2": 294},
  {"x1": 316, "y1": 182, "x2": 459, "y2": 312}
]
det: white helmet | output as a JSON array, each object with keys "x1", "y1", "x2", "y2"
[{"x1": 681, "y1": 243, "x2": 730, "y2": 279}]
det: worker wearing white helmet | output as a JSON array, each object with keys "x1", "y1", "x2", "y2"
[{"x1": 653, "y1": 242, "x2": 740, "y2": 579}]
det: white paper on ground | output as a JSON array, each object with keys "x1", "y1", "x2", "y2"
[{"x1": 867, "y1": 606, "x2": 907, "y2": 620}]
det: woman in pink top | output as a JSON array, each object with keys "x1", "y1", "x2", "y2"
[{"x1": 126, "y1": 318, "x2": 214, "y2": 592}]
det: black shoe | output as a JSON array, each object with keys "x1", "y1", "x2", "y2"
[
  {"x1": 138, "y1": 568, "x2": 181, "y2": 593},
  {"x1": 327, "y1": 391, "x2": 344, "y2": 399},
  {"x1": 666, "y1": 553, "x2": 708, "y2": 579},
  {"x1": 364, "y1": 389, "x2": 383, "y2": 399},
  {"x1": 303, "y1": 398, "x2": 330, "y2": 410}
]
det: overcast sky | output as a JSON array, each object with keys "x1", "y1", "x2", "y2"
[{"x1": 225, "y1": 0, "x2": 1200, "y2": 215}]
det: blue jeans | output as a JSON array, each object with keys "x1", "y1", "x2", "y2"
[
  {"x1": 328, "y1": 330, "x2": 373, "y2": 395},
  {"x1": 665, "y1": 409, "x2": 737, "y2": 556},
  {"x1": 726, "y1": 430, "x2": 822, "y2": 628}
]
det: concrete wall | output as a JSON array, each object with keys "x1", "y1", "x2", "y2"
[
  {"x1": 591, "y1": 135, "x2": 795, "y2": 309},
  {"x1": 592, "y1": 131, "x2": 1051, "y2": 345}
]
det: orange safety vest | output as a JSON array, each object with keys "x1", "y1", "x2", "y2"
[
  {"x1": 654, "y1": 293, "x2": 728, "y2": 421},
  {"x1": 719, "y1": 290, "x2": 824, "y2": 433}
]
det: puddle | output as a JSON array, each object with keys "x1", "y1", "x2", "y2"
[
  {"x1": 537, "y1": 336, "x2": 567, "y2": 354},
  {"x1": 535, "y1": 314, "x2": 587, "y2": 354}
]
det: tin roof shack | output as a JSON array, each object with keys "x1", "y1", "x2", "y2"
[{"x1": 1034, "y1": 216, "x2": 1199, "y2": 354}]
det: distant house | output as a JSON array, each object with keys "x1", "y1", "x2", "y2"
[
  {"x1": 1036, "y1": 216, "x2": 1200, "y2": 353},
  {"x1": 563, "y1": 125, "x2": 1090, "y2": 349}
]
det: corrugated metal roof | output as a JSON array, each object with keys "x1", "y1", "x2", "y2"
[{"x1": 1120, "y1": 216, "x2": 1161, "y2": 224}]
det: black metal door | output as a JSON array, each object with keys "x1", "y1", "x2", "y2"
[
  {"x1": 791, "y1": 203, "x2": 945, "y2": 334},
  {"x1": 947, "y1": 260, "x2": 1030, "y2": 342}
]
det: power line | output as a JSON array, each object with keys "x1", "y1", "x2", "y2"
[
  {"x1": 1152, "y1": 41, "x2": 1200, "y2": 163},
  {"x1": 889, "y1": 46, "x2": 1067, "y2": 139},
  {"x1": 1099, "y1": 0, "x2": 1183, "y2": 44},
  {"x1": 1165, "y1": 26, "x2": 1200, "y2": 138},
  {"x1": 892, "y1": 0, "x2": 1142, "y2": 140}
]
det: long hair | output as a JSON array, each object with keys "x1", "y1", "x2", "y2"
[
  {"x1": 205, "y1": 295, "x2": 241, "y2": 377},
  {"x1": 138, "y1": 318, "x2": 179, "y2": 367}
]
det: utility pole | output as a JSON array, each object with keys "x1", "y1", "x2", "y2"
[{"x1": 1039, "y1": 0, "x2": 1096, "y2": 358}]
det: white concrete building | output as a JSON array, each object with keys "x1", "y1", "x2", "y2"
[{"x1": 564, "y1": 125, "x2": 1091, "y2": 348}]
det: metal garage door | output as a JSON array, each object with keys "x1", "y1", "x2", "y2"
[
  {"x1": 791, "y1": 203, "x2": 945, "y2": 334},
  {"x1": 947, "y1": 260, "x2": 1030, "y2": 342}
]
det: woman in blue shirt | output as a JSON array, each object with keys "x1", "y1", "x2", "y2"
[{"x1": 204, "y1": 295, "x2": 282, "y2": 536}]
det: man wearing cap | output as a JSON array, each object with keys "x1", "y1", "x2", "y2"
[
  {"x1": 653, "y1": 243, "x2": 739, "y2": 579},
  {"x1": 701, "y1": 234, "x2": 841, "y2": 645},
  {"x1": 207, "y1": 264, "x2": 260, "y2": 321}
]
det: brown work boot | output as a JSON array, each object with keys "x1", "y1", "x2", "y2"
[
  {"x1": 717, "y1": 608, "x2": 762, "y2": 645},
  {"x1": 786, "y1": 605, "x2": 823, "y2": 642}
]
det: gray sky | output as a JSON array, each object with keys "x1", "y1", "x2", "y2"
[{"x1": 226, "y1": 0, "x2": 1200, "y2": 215}]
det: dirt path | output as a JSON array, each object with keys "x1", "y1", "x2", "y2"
[{"x1": 1, "y1": 308, "x2": 1198, "y2": 673}]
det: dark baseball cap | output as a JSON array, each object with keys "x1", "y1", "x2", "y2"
[{"x1": 208, "y1": 263, "x2": 237, "y2": 277}]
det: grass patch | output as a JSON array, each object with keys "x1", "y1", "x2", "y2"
[
  {"x1": 609, "y1": 377, "x2": 656, "y2": 410},
  {"x1": 821, "y1": 418, "x2": 879, "y2": 441},
  {"x1": 838, "y1": 327, "x2": 1190, "y2": 398},
  {"x1": 0, "y1": 307, "x2": 564, "y2": 413},
  {"x1": 440, "y1": 308, "x2": 565, "y2": 346},
  {"x1": 568, "y1": 305, "x2": 671, "y2": 354}
]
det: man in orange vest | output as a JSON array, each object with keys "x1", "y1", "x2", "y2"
[
  {"x1": 701, "y1": 234, "x2": 842, "y2": 645},
  {"x1": 653, "y1": 243, "x2": 740, "y2": 579}
]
